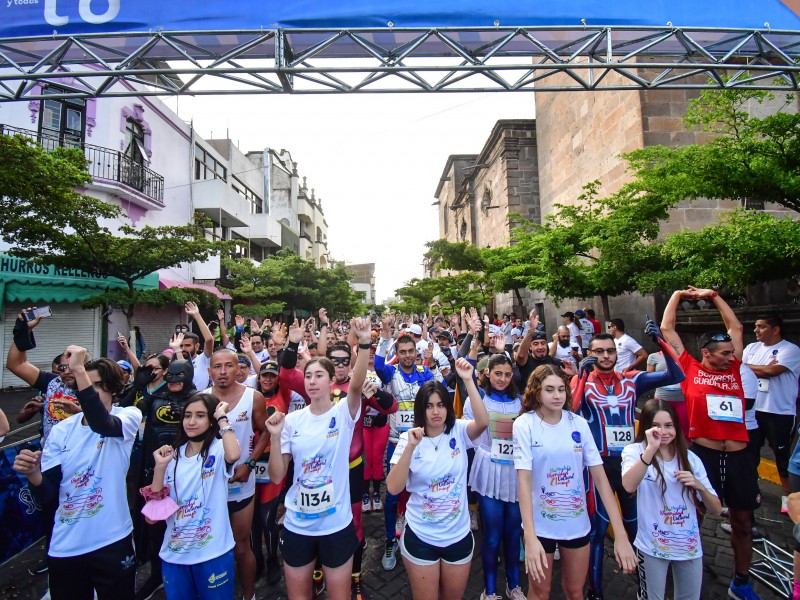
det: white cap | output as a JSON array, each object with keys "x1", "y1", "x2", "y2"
[{"x1": 405, "y1": 324, "x2": 423, "y2": 336}]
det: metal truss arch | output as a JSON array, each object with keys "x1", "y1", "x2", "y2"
[{"x1": 0, "y1": 25, "x2": 798, "y2": 100}]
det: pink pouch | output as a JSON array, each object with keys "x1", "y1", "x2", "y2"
[{"x1": 141, "y1": 495, "x2": 179, "y2": 522}]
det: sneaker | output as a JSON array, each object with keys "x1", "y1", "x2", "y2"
[
  {"x1": 312, "y1": 570, "x2": 325, "y2": 597},
  {"x1": 470, "y1": 507, "x2": 479, "y2": 531},
  {"x1": 729, "y1": 580, "x2": 760, "y2": 600},
  {"x1": 506, "y1": 587, "x2": 527, "y2": 600},
  {"x1": 28, "y1": 561, "x2": 48, "y2": 576},
  {"x1": 554, "y1": 546, "x2": 560, "y2": 561},
  {"x1": 382, "y1": 539, "x2": 398, "y2": 571},
  {"x1": 782, "y1": 495, "x2": 790, "y2": 514},
  {"x1": 479, "y1": 593, "x2": 502, "y2": 600},
  {"x1": 362, "y1": 493, "x2": 372, "y2": 513},
  {"x1": 351, "y1": 574, "x2": 366, "y2": 600},
  {"x1": 395, "y1": 513, "x2": 406, "y2": 537},
  {"x1": 372, "y1": 491, "x2": 383, "y2": 511},
  {"x1": 721, "y1": 522, "x2": 733, "y2": 535},
  {"x1": 134, "y1": 578, "x2": 164, "y2": 600},
  {"x1": 266, "y1": 558, "x2": 281, "y2": 586},
  {"x1": 720, "y1": 522, "x2": 763, "y2": 539}
]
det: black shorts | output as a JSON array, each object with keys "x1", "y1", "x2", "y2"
[
  {"x1": 754, "y1": 411, "x2": 795, "y2": 477},
  {"x1": 537, "y1": 534, "x2": 590, "y2": 554},
  {"x1": 399, "y1": 525, "x2": 474, "y2": 566},
  {"x1": 690, "y1": 443, "x2": 761, "y2": 511},
  {"x1": 280, "y1": 521, "x2": 359, "y2": 569},
  {"x1": 49, "y1": 534, "x2": 135, "y2": 600},
  {"x1": 349, "y1": 458, "x2": 365, "y2": 505},
  {"x1": 227, "y1": 495, "x2": 254, "y2": 514}
]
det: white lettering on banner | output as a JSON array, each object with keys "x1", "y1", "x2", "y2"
[{"x1": 44, "y1": 0, "x2": 119, "y2": 26}]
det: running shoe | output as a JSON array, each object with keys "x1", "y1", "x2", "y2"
[
  {"x1": 470, "y1": 507, "x2": 479, "y2": 531},
  {"x1": 782, "y1": 495, "x2": 790, "y2": 514},
  {"x1": 395, "y1": 513, "x2": 406, "y2": 537},
  {"x1": 351, "y1": 574, "x2": 366, "y2": 600},
  {"x1": 381, "y1": 539, "x2": 398, "y2": 571},
  {"x1": 372, "y1": 491, "x2": 383, "y2": 511},
  {"x1": 479, "y1": 593, "x2": 502, "y2": 600},
  {"x1": 362, "y1": 492, "x2": 372, "y2": 513},
  {"x1": 728, "y1": 580, "x2": 761, "y2": 600},
  {"x1": 720, "y1": 522, "x2": 763, "y2": 540},
  {"x1": 312, "y1": 570, "x2": 325, "y2": 597},
  {"x1": 507, "y1": 586, "x2": 527, "y2": 600},
  {"x1": 134, "y1": 578, "x2": 163, "y2": 600}
]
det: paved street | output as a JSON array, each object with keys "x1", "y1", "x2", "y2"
[{"x1": 0, "y1": 387, "x2": 795, "y2": 599}]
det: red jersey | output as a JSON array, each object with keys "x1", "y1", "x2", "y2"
[{"x1": 679, "y1": 352, "x2": 748, "y2": 442}]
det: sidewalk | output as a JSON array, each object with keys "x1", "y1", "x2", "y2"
[{"x1": 0, "y1": 386, "x2": 794, "y2": 599}]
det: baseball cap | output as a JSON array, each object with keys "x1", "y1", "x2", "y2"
[
  {"x1": 259, "y1": 360, "x2": 280, "y2": 375},
  {"x1": 116, "y1": 360, "x2": 132, "y2": 372},
  {"x1": 574, "y1": 309, "x2": 586, "y2": 317},
  {"x1": 405, "y1": 324, "x2": 422, "y2": 336},
  {"x1": 560, "y1": 311, "x2": 575, "y2": 319},
  {"x1": 531, "y1": 331, "x2": 547, "y2": 340},
  {"x1": 437, "y1": 330, "x2": 454, "y2": 343}
]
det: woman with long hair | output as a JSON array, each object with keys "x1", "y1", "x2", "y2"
[
  {"x1": 265, "y1": 318, "x2": 371, "y2": 600},
  {"x1": 463, "y1": 353, "x2": 525, "y2": 600},
  {"x1": 514, "y1": 364, "x2": 636, "y2": 600},
  {"x1": 148, "y1": 393, "x2": 241, "y2": 599},
  {"x1": 386, "y1": 357, "x2": 489, "y2": 600},
  {"x1": 622, "y1": 398, "x2": 722, "y2": 600}
]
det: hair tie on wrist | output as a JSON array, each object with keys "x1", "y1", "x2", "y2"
[
  {"x1": 640, "y1": 454, "x2": 652, "y2": 466},
  {"x1": 358, "y1": 343, "x2": 371, "y2": 350}
]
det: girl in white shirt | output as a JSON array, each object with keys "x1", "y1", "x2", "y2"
[
  {"x1": 148, "y1": 393, "x2": 240, "y2": 599},
  {"x1": 386, "y1": 357, "x2": 489, "y2": 600},
  {"x1": 514, "y1": 364, "x2": 637, "y2": 600},
  {"x1": 621, "y1": 399, "x2": 722, "y2": 600},
  {"x1": 265, "y1": 317, "x2": 371, "y2": 600}
]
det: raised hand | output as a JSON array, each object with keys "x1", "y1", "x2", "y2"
[
  {"x1": 644, "y1": 318, "x2": 664, "y2": 343},
  {"x1": 213, "y1": 401, "x2": 229, "y2": 421},
  {"x1": 184, "y1": 301, "x2": 200, "y2": 318},
  {"x1": 363, "y1": 380, "x2": 378, "y2": 398},
  {"x1": 454, "y1": 357, "x2": 474, "y2": 380},
  {"x1": 319, "y1": 308, "x2": 329, "y2": 325},
  {"x1": 288, "y1": 319, "x2": 306, "y2": 344},
  {"x1": 493, "y1": 335, "x2": 506, "y2": 353},
  {"x1": 169, "y1": 332, "x2": 185, "y2": 352},
  {"x1": 239, "y1": 334, "x2": 252, "y2": 354},
  {"x1": 265, "y1": 411, "x2": 285, "y2": 437},
  {"x1": 64, "y1": 345, "x2": 88, "y2": 372},
  {"x1": 117, "y1": 334, "x2": 129, "y2": 349},
  {"x1": 235, "y1": 314, "x2": 245, "y2": 328},
  {"x1": 560, "y1": 360, "x2": 577, "y2": 378},
  {"x1": 407, "y1": 427, "x2": 424, "y2": 447},
  {"x1": 644, "y1": 426, "x2": 663, "y2": 453},
  {"x1": 249, "y1": 319, "x2": 261, "y2": 334},
  {"x1": 351, "y1": 317, "x2": 372, "y2": 344},
  {"x1": 529, "y1": 309, "x2": 540, "y2": 331},
  {"x1": 578, "y1": 355, "x2": 598, "y2": 378},
  {"x1": 423, "y1": 341, "x2": 434, "y2": 364},
  {"x1": 261, "y1": 318, "x2": 272, "y2": 331},
  {"x1": 17, "y1": 307, "x2": 44, "y2": 329},
  {"x1": 217, "y1": 308, "x2": 225, "y2": 323},
  {"x1": 272, "y1": 323, "x2": 287, "y2": 346},
  {"x1": 153, "y1": 445, "x2": 174, "y2": 467}
]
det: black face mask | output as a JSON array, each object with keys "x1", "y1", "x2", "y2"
[
  {"x1": 165, "y1": 360, "x2": 196, "y2": 400},
  {"x1": 188, "y1": 433, "x2": 206, "y2": 442}
]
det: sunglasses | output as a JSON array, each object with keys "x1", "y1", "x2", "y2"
[
  {"x1": 701, "y1": 333, "x2": 732, "y2": 348},
  {"x1": 56, "y1": 364, "x2": 71, "y2": 372},
  {"x1": 331, "y1": 357, "x2": 351, "y2": 367}
]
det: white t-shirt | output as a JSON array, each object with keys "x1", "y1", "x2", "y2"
[
  {"x1": 280, "y1": 399, "x2": 359, "y2": 535},
  {"x1": 551, "y1": 342, "x2": 578, "y2": 365},
  {"x1": 41, "y1": 405, "x2": 142, "y2": 557},
  {"x1": 192, "y1": 353, "x2": 211, "y2": 391},
  {"x1": 160, "y1": 438, "x2": 236, "y2": 565},
  {"x1": 391, "y1": 419, "x2": 475, "y2": 546},
  {"x1": 253, "y1": 349, "x2": 270, "y2": 364},
  {"x1": 221, "y1": 386, "x2": 256, "y2": 501},
  {"x1": 742, "y1": 339, "x2": 800, "y2": 416},
  {"x1": 614, "y1": 333, "x2": 643, "y2": 373},
  {"x1": 578, "y1": 319, "x2": 594, "y2": 347},
  {"x1": 740, "y1": 364, "x2": 759, "y2": 430},
  {"x1": 621, "y1": 442, "x2": 716, "y2": 561},
  {"x1": 513, "y1": 410, "x2": 602, "y2": 541},
  {"x1": 567, "y1": 322, "x2": 582, "y2": 347}
]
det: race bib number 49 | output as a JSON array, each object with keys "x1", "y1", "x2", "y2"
[{"x1": 706, "y1": 395, "x2": 743, "y2": 423}]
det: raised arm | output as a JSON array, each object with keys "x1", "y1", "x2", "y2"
[
  {"x1": 117, "y1": 334, "x2": 140, "y2": 369},
  {"x1": 66, "y1": 345, "x2": 125, "y2": 438},
  {"x1": 217, "y1": 309, "x2": 232, "y2": 349},
  {"x1": 659, "y1": 290, "x2": 687, "y2": 357},
  {"x1": 348, "y1": 317, "x2": 372, "y2": 419},
  {"x1": 633, "y1": 319, "x2": 686, "y2": 396},
  {"x1": 6, "y1": 310, "x2": 44, "y2": 387},
  {"x1": 456, "y1": 358, "x2": 489, "y2": 440},
  {"x1": 516, "y1": 310, "x2": 540, "y2": 368},
  {"x1": 185, "y1": 302, "x2": 213, "y2": 358},
  {"x1": 689, "y1": 286, "x2": 744, "y2": 359}
]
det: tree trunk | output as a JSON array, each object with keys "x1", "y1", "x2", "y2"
[{"x1": 600, "y1": 294, "x2": 612, "y2": 328}]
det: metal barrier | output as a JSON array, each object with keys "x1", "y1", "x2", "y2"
[{"x1": 750, "y1": 537, "x2": 795, "y2": 598}]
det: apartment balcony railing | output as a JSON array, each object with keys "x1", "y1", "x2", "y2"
[{"x1": 1, "y1": 124, "x2": 165, "y2": 204}]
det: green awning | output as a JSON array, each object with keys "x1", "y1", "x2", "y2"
[{"x1": 0, "y1": 253, "x2": 159, "y2": 312}]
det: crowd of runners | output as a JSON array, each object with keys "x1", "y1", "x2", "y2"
[{"x1": 6, "y1": 286, "x2": 800, "y2": 600}]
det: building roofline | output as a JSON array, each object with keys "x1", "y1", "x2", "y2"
[{"x1": 434, "y1": 154, "x2": 479, "y2": 198}]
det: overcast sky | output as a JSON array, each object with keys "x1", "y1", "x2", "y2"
[{"x1": 164, "y1": 91, "x2": 534, "y2": 302}]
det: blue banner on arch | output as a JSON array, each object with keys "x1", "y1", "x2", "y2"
[{"x1": 1, "y1": 1, "x2": 799, "y2": 39}]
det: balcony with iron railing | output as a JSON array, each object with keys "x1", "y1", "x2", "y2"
[{"x1": 1, "y1": 124, "x2": 165, "y2": 205}]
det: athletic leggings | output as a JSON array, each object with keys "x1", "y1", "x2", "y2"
[
  {"x1": 588, "y1": 456, "x2": 638, "y2": 596},
  {"x1": 364, "y1": 425, "x2": 390, "y2": 482},
  {"x1": 477, "y1": 494, "x2": 521, "y2": 595},
  {"x1": 636, "y1": 548, "x2": 703, "y2": 600},
  {"x1": 384, "y1": 441, "x2": 409, "y2": 541}
]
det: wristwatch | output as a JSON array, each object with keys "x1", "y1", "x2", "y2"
[{"x1": 244, "y1": 458, "x2": 257, "y2": 470}]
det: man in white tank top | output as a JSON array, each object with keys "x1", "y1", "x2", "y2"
[{"x1": 206, "y1": 348, "x2": 268, "y2": 600}]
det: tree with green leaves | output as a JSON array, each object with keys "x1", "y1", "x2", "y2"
[
  {"x1": 223, "y1": 250, "x2": 364, "y2": 319},
  {"x1": 636, "y1": 209, "x2": 800, "y2": 294},
  {"x1": 623, "y1": 87, "x2": 800, "y2": 212},
  {"x1": 0, "y1": 133, "x2": 231, "y2": 329},
  {"x1": 393, "y1": 271, "x2": 494, "y2": 315}
]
